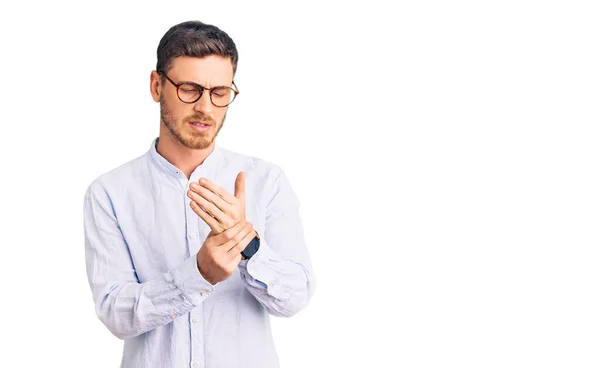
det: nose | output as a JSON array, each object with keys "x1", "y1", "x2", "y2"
[{"x1": 193, "y1": 89, "x2": 214, "y2": 116}]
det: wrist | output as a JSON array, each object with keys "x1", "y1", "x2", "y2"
[
  {"x1": 241, "y1": 233, "x2": 261, "y2": 260},
  {"x1": 196, "y1": 255, "x2": 217, "y2": 285}
]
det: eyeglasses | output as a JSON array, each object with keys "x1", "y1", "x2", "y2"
[{"x1": 158, "y1": 71, "x2": 239, "y2": 107}]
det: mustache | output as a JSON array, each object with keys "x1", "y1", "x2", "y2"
[{"x1": 184, "y1": 114, "x2": 215, "y2": 124}]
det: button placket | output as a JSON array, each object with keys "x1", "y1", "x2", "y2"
[
  {"x1": 186, "y1": 167, "x2": 214, "y2": 367},
  {"x1": 190, "y1": 311, "x2": 205, "y2": 365}
]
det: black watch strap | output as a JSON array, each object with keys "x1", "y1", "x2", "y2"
[{"x1": 241, "y1": 235, "x2": 260, "y2": 260}]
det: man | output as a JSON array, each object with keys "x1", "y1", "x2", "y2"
[{"x1": 83, "y1": 20, "x2": 315, "y2": 368}]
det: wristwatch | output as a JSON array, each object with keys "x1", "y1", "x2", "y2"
[{"x1": 241, "y1": 235, "x2": 260, "y2": 260}]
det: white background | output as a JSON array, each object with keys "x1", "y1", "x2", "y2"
[{"x1": 0, "y1": 1, "x2": 599, "y2": 367}]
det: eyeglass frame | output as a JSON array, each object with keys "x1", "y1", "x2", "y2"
[{"x1": 157, "y1": 71, "x2": 240, "y2": 107}]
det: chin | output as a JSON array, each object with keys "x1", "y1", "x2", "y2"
[{"x1": 184, "y1": 136, "x2": 214, "y2": 150}]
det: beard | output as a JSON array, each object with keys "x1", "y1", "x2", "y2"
[{"x1": 160, "y1": 95, "x2": 225, "y2": 150}]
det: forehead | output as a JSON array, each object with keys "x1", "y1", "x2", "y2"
[{"x1": 168, "y1": 55, "x2": 234, "y2": 86}]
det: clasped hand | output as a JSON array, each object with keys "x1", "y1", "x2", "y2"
[
  {"x1": 187, "y1": 172, "x2": 247, "y2": 234},
  {"x1": 187, "y1": 172, "x2": 257, "y2": 284}
]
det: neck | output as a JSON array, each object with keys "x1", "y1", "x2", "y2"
[{"x1": 156, "y1": 124, "x2": 215, "y2": 179}]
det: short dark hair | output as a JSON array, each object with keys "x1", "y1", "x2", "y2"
[{"x1": 156, "y1": 20, "x2": 238, "y2": 77}]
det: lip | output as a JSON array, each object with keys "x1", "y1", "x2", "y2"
[{"x1": 189, "y1": 121, "x2": 212, "y2": 132}]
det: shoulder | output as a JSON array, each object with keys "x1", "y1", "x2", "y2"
[
  {"x1": 217, "y1": 146, "x2": 299, "y2": 207},
  {"x1": 218, "y1": 145, "x2": 285, "y2": 181},
  {"x1": 84, "y1": 153, "x2": 148, "y2": 199}
]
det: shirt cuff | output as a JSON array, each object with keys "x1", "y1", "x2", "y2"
[
  {"x1": 239, "y1": 239, "x2": 292, "y2": 300},
  {"x1": 170, "y1": 255, "x2": 216, "y2": 306}
]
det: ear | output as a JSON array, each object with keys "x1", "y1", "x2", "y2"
[{"x1": 150, "y1": 70, "x2": 162, "y2": 103}]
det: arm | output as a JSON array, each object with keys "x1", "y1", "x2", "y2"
[
  {"x1": 238, "y1": 167, "x2": 316, "y2": 317},
  {"x1": 83, "y1": 183, "x2": 215, "y2": 340}
]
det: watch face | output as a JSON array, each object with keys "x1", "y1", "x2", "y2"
[{"x1": 242, "y1": 236, "x2": 260, "y2": 259}]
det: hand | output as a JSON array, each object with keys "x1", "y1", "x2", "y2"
[
  {"x1": 196, "y1": 221, "x2": 257, "y2": 285},
  {"x1": 188, "y1": 172, "x2": 246, "y2": 234}
]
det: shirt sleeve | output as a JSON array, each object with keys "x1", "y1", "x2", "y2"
[
  {"x1": 237, "y1": 167, "x2": 316, "y2": 317},
  {"x1": 84, "y1": 182, "x2": 215, "y2": 340}
]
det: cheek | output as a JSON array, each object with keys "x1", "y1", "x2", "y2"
[
  {"x1": 166, "y1": 102, "x2": 193, "y2": 122},
  {"x1": 215, "y1": 109, "x2": 228, "y2": 123}
]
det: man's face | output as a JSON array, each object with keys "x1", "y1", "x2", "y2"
[{"x1": 157, "y1": 55, "x2": 234, "y2": 150}]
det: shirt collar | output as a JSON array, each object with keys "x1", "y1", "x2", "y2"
[{"x1": 148, "y1": 137, "x2": 222, "y2": 180}]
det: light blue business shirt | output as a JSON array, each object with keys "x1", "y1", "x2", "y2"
[{"x1": 83, "y1": 138, "x2": 316, "y2": 368}]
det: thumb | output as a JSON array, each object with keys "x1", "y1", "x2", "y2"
[{"x1": 234, "y1": 171, "x2": 246, "y2": 201}]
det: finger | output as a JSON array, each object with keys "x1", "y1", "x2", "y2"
[
  {"x1": 224, "y1": 222, "x2": 253, "y2": 252},
  {"x1": 190, "y1": 201, "x2": 222, "y2": 232},
  {"x1": 227, "y1": 223, "x2": 256, "y2": 256},
  {"x1": 189, "y1": 183, "x2": 233, "y2": 216},
  {"x1": 198, "y1": 178, "x2": 237, "y2": 204},
  {"x1": 234, "y1": 172, "x2": 246, "y2": 202},
  {"x1": 213, "y1": 220, "x2": 247, "y2": 246},
  {"x1": 227, "y1": 227, "x2": 256, "y2": 263},
  {"x1": 187, "y1": 189, "x2": 229, "y2": 225},
  {"x1": 205, "y1": 221, "x2": 242, "y2": 247},
  {"x1": 228, "y1": 252, "x2": 243, "y2": 268}
]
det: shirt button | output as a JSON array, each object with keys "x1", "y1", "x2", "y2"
[
  {"x1": 192, "y1": 318, "x2": 200, "y2": 324},
  {"x1": 192, "y1": 362, "x2": 199, "y2": 368},
  {"x1": 200, "y1": 290, "x2": 208, "y2": 297},
  {"x1": 188, "y1": 233, "x2": 197, "y2": 239},
  {"x1": 171, "y1": 314, "x2": 177, "y2": 319}
]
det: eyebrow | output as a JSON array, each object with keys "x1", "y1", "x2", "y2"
[{"x1": 177, "y1": 79, "x2": 232, "y2": 89}]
